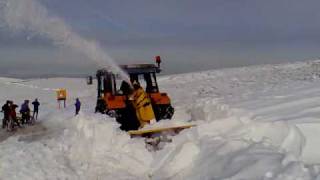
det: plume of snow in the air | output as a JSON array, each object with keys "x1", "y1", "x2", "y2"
[{"x1": 0, "y1": 0, "x2": 129, "y2": 82}]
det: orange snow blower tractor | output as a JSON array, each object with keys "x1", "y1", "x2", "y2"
[{"x1": 95, "y1": 56, "x2": 174, "y2": 131}]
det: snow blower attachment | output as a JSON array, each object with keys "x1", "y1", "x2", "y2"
[{"x1": 95, "y1": 57, "x2": 175, "y2": 132}]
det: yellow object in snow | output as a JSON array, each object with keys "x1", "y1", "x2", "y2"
[
  {"x1": 128, "y1": 124, "x2": 196, "y2": 136},
  {"x1": 56, "y1": 89, "x2": 67, "y2": 100},
  {"x1": 132, "y1": 87, "x2": 155, "y2": 127}
]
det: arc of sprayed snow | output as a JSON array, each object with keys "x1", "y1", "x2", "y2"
[{"x1": 0, "y1": 0, "x2": 130, "y2": 82}]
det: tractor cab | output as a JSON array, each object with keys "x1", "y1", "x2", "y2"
[
  {"x1": 122, "y1": 64, "x2": 160, "y2": 93},
  {"x1": 96, "y1": 58, "x2": 174, "y2": 131}
]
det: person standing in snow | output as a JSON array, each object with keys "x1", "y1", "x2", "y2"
[
  {"x1": 20, "y1": 100, "x2": 31, "y2": 124},
  {"x1": 32, "y1": 98, "x2": 40, "y2": 121},
  {"x1": 10, "y1": 101, "x2": 20, "y2": 128},
  {"x1": 75, "y1": 98, "x2": 81, "y2": 116},
  {"x1": 1, "y1": 101, "x2": 11, "y2": 129}
]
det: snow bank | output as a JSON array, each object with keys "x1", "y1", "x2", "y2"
[
  {"x1": 150, "y1": 100, "x2": 312, "y2": 179},
  {"x1": 1, "y1": 60, "x2": 320, "y2": 179},
  {"x1": 0, "y1": 112, "x2": 152, "y2": 180}
]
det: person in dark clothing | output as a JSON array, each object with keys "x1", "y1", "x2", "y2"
[
  {"x1": 75, "y1": 98, "x2": 81, "y2": 115},
  {"x1": 1, "y1": 101, "x2": 11, "y2": 129},
  {"x1": 32, "y1": 98, "x2": 40, "y2": 121},
  {"x1": 20, "y1": 100, "x2": 31, "y2": 124},
  {"x1": 120, "y1": 81, "x2": 133, "y2": 95}
]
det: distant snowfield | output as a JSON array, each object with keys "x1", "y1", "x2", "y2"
[{"x1": 1, "y1": 61, "x2": 320, "y2": 179}]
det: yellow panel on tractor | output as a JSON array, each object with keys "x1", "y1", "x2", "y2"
[{"x1": 132, "y1": 87, "x2": 155, "y2": 127}]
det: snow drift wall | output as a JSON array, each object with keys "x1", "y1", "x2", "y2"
[
  {"x1": 0, "y1": 113, "x2": 152, "y2": 180},
  {"x1": 151, "y1": 100, "x2": 312, "y2": 179}
]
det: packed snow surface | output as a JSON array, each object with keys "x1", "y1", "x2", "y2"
[{"x1": 2, "y1": 61, "x2": 320, "y2": 179}]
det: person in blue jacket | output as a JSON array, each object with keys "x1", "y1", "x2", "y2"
[
  {"x1": 75, "y1": 98, "x2": 81, "y2": 115},
  {"x1": 20, "y1": 100, "x2": 30, "y2": 124}
]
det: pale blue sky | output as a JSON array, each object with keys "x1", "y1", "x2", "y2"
[{"x1": 1, "y1": 0, "x2": 320, "y2": 77}]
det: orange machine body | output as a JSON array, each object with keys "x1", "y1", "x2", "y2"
[
  {"x1": 149, "y1": 93, "x2": 171, "y2": 105},
  {"x1": 95, "y1": 62, "x2": 174, "y2": 131},
  {"x1": 104, "y1": 92, "x2": 127, "y2": 109}
]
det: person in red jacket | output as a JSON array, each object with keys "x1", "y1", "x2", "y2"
[{"x1": 10, "y1": 101, "x2": 19, "y2": 128}]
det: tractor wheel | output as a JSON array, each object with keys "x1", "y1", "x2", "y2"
[
  {"x1": 116, "y1": 106, "x2": 140, "y2": 131},
  {"x1": 163, "y1": 105, "x2": 174, "y2": 119},
  {"x1": 153, "y1": 104, "x2": 174, "y2": 121}
]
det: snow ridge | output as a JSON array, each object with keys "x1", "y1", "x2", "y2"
[{"x1": 1, "y1": 60, "x2": 320, "y2": 179}]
